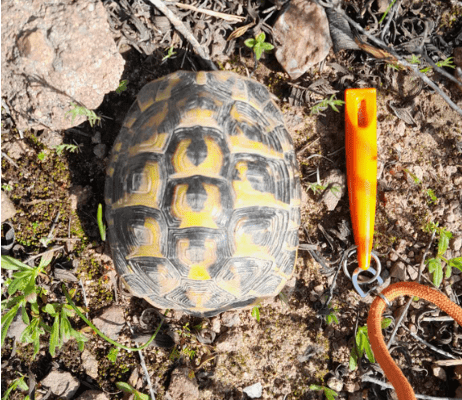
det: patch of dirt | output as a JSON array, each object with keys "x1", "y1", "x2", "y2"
[{"x1": 2, "y1": 1, "x2": 462, "y2": 400}]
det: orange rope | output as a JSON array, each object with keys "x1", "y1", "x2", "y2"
[{"x1": 368, "y1": 282, "x2": 462, "y2": 400}]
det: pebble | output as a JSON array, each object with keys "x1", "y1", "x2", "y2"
[
  {"x1": 390, "y1": 262, "x2": 407, "y2": 281},
  {"x1": 221, "y1": 312, "x2": 240, "y2": 328},
  {"x1": 6, "y1": 311, "x2": 27, "y2": 342},
  {"x1": 321, "y1": 169, "x2": 347, "y2": 211},
  {"x1": 81, "y1": 350, "x2": 99, "y2": 380},
  {"x1": 41, "y1": 370, "x2": 80, "y2": 399},
  {"x1": 92, "y1": 306, "x2": 125, "y2": 340},
  {"x1": 432, "y1": 365, "x2": 447, "y2": 381},
  {"x1": 93, "y1": 143, "x2": 106, "y2": 158},
  {"x1": 166, "y1": 368, "x2": 199, "y2": 400},
  {"x1": 1, "y1": 191, "x2": 17, "y2": 223},
  {"x1": 327, "y1": 377, "x2": 343, "y2": 392},
  {"x1": 243, "y1": 382, "x2": 262, "y2": 399}
]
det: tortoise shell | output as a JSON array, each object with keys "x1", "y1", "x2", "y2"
[{"x1": 105, "y1": 71, "x2": 301, "y2": 317}]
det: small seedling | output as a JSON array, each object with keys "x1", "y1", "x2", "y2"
[
  {"x1": 2, "y1": 184, "x2": 13, "y2": 192},
  {"x1": 97, "y1": 203, "x2": 106, "y2": 241},
  {"x1": 182, "y1": 346, "x2": 196, "y2": 360},
  {"x1": 423, "y1": 223, "x2": 462, "y2": 287},
  {"x1": 162, "y1": 46, "x2": 177, "y2": 62},
  {"x1": 116, "y1": 80, "x2": 128, "y2": 94},
  {"x1": 309, "y1": 384, "x2": 338, "y2": 400},
  {"x1": 426, "y1": 189, "x2": 438, "y2": 204},
  {"x1": 326, "y1": 305, "x2": 339, "y2": 325},
  {"x1": 310, "y1": 94, "x2": 345, "y2": 115},
  {"x1": 244, "y1": 32, "x2": 274, "y2": 61},
  {"x1": 251, "y1": 304, "x2": 261, "y2": 322},
  {"x1": 107, "y1": 346, "x2": 119, "y2": 362},
  {"x1": 2, "y1": 373, "x2": 29, "y2": 400},
  {"x1": 53, "y1": 144, "x2": 79, "y2": 156},
  {"x1": 66, "y1": 102, "x2": 101, "y2": 128},
  {"x1": 420, "y1": 57, "x2": 455, "y2": 74},
  {"x1": 116, "y1": 382, "x2": 150, "y2": 400},
  {"x1": 37, "y1": 151, "x2": 46, "y2": 161}
]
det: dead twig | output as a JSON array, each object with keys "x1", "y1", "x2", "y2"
[
  {"x1": 402, "y1": 325, "x2": 457, "y2": 360},
  {"x1": 174, "y1": 3, "x2": 245, "y2": 23},
  {"x1": 147, "y1": 0, "x2": 217, "y2": 71},
  {"x1": 1, "y1": 151, "x2": 20, "y2": 169}
]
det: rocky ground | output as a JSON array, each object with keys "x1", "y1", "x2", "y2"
[{"x1": 1, "y1": 0, "x2": 462, "y2": 399}]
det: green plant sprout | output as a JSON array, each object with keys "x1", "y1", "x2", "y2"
[
  {"x1": 162, "y1": 46, "x2": 177, "y2": 62},
  {"x1": 310, "y1": 94, "x2": 345, "y2": 115},
  {"x1": 244, "y1": 32, "x2": 274, "y2": 61},
  {"x1": 2, "y1": 184, "x2": 13, "y2": 191},
  {"x1": 116, "y1": 80, "x2": 128, "y2": 94},
  {"x1": 2, "y1": 373, "x2": 29, "y2": 400},
  {"x1": 116, "y1": 382, "x2": 150, "y2": 400},
  {"x1": 251, "y1": 304, "x2": 261, "y2": 322},
  {"x1": 378, "y1": 0, "x2": 398, "y2": 24},
  {"x1": 309, "y1": 384, "x2": 338, "y2": 400},
  {"x1": 349, "y1": 318, "x2": 392, "y2": 371},
  {"x1": 426, "y1": 189, "x2": 438, "y2": 204},
  {"x1": 97, "y1": 203, "x2": 106, "y2": 241},
  {"x1": 423, "y1": 223, "x2": 462, "y2": 287},
  {"x1": 182, "y1": 346, "x2": 196, "y2": 360},
  {"x1": 37, "y1": 151, "x2": 46, "y2": 161},
  {"x1": 107, "y1": 346, "x2": 119, "y2": 362},
  {"x1": 420, "y1": 57, "x2": 455, "y2": 74},
  {"x1": 326, "y1": 305, "x2": 339, "y2": 325},
  {"x1": 66, "y1": 102, "x2": 101, "y2": 127},
  {"x1": 53, "y1": 143, "x2": 79, "y2": 156}
]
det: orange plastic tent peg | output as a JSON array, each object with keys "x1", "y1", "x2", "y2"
[{"x1": 345, "y1": 88, "x2": 377, "y2": 271}]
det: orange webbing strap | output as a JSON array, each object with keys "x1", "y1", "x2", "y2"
[{"x1": 368, "y1": 282, "x2": 462, "y2": 400}]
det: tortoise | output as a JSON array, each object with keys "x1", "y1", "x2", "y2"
[{"x1": 105, "y1": 71, "x2": 301, "y2": 317}]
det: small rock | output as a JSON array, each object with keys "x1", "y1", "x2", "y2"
[
  {"x1": 432, "y1": 365, "x2": 447, "y2": 381},
  {"x1": 210, "y1": 317, "x2": 221, "y2": 333},
  {"x1": 221, "y1": 312, "x2": 240, "y2": 328},
  {"x1": 166, "y1": 368, "x2": 199, "y2": 400},
  {"x1": 215, "y1": 330, "x2": 243, "y2": 352},
  {"x1": 321, "y1": 169, "x2": 347, "y2": 211},
  {"x1": 76, "y1": 391, "x2": 109, "y2": 400},
  {"x1": 327, "y1": 377, "x2": 343, "y2": 392},
  {"x1": 6, "y1": 311, "x2": 27, "y2": 342},
  {"x1": 41, "y1": 370, "x2": 80, "y2": 399},
  {"x1": 407, "y1": 266, "x2": 418, "y2": 281},
  {"x1": 377, "y1": 0, "x2": 390, "y2": 12},
  {"x1": 92, "y1": 131, "x2": 102, "y2": 144},
  {"x1": 451, "y1": 235, "x2": 462, "y2": 252},
  {"x1": 243, "y1": 382, "x2": 262, "y2": 399},
  {"x1": 344, "y1": 382, "x2": 360, "y2": 393},
  {"x1": 313, "y1": 284, "x2": 324, "y2": 294},
  {"x1": 395, "y1": 120, "x2": 406, "y2": 137},
  {"x1": 69, "y1": 185, "x2": 92, "y2": 211},
  {"x1": 2, "y1": 141, "x2": 29, "y2": 159},
  {"x1": 39, "y1": 130, "x2": 63, "y2": 148},
  {"x1": 273, "y1": 0, "x2": 332, "y2": 79},
  {"x1": 92, "y1": 306, "x2": 125, "y2": 340},
  {"x1": 81, "y1": 349, "x2": 99, "y2": 380},
  {"x1": 93, "y1": 143, "x2": 106, "y2": 158},
  {"x1": 1, "y1": 191, "x2": 17, "y2": 222},
  {"x1": 455, "y1": 365, "x2": 462, "y2": 384},
  {"x1": 390, "y1": 262, "x2": 407, "y2": 280},
  {"x1": 409, "y1": 323, "x2": 417, "y2": 333}
]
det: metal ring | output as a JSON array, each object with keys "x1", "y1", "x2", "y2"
[{"x1": 342, "y1": 248, "x2": 382, "y2": 284}]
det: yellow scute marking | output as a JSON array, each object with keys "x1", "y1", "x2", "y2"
[
  {"x1": 172, "y1": 136, "x2": 223, "y2": 177},
  {"x1": 229, "y1": 127, "x2": 283, "y2": 159},
  {"x1": 126, "y1": 217, "x2": 163, "y2": 259},
  {"x1": 156, "y1": 264, "x2": 178, "y2": 295},
  {"x1": 171, "y1": 183, "x2": 220, "y2": 229},
  {"x1": 156, "y1": 76, "x2": 182, "y2": 101},
  {"x1": 124, "y1": 116, "x2": 137, "y2": 129},
  {"x1": 196, "y1": 71, "x2": 208, "y2": 85},
  {"x1": 217, "y1": 267, "x2": 241, "y2": 296},
  {"x1": 232, "y1": 161, "x2": 289, "y2": 210},
  {"x1": 188, "y1": 265, "x2": 211, "y2": 280},
  {"x1": 128, "y1": 133, "x2": 169, "y2": 155},
  {"x1": 112, "y1": 161, "x2": 161, "y2": 209},
  {"x1": 180, "y1": 108, "x2": 218, "y2": 128},
  {"x1": 186, "y1": 290, "x2": 211, "y2": 309},
  {"x1": 141, "y1": 103, "x2": 169, "y2": 130},
  {"x1": 234, "y1": 229, "x2": 272, "y2": 260}
]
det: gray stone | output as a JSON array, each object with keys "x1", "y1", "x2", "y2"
[
  {"x1": 221, "y1": 312, "x2": 241, "y2": 328},
  {"x1": 1, "y1": 0, "x2": 125, "y2": 131},
  {"x1": 243, "y1": 382, "x2": 262, "y2": 399},
  {"x1": 92, "y1": 306, "x2": 125, "y2": 341},
  {"x1": 81, "y1": 349, "x2": 99, "y2": 380},
  {"x1": 93, "y1": 143, "x2": 107, "y2": 159},
  {"x1": 39, "y1": 130, "x2": 63, "y2": 148},
  {"x1": 69, "y1": 185, "x2": 92, "y2": 211},
  {"x1": 76, "y1": 391, "x2": 109, "y2": 400},
  {"x1": 2, "y1": 141, "x2": 29, "y2": 159},
  {"x1": 432, "y1": 365, "x2": 447, "y2": 381},
  {"x1": 321, "y1": 169, "x2": 346, "y2": 211},
  {"x1": 273, "y1": 0, "x2": 332, "y2": 79},
  {"x1": 390, "y1": 262, "x2": 407, "y2": 280},
  {"x1": 1, "y1": 191, "x2": 17, "y2": 222},
  {"x1": 41, "y1": 370, "x2": 80, "y2": 400},
  {"x1": 6, "y1": 310, "x2": 27, "y2": 342},
  {"x1": 327, "y1": 377, "x2": 343, "y2": 392},
  {"x1": 215, "y1": 330, "x2": 243, "y2": 352},
  {"x1": 166, "y1": 367, "x2": 199, "y2": 400}
]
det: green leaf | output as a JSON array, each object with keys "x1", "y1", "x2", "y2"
[
  {"x1": 427, "y1": 258, "x2": 443, "y2": 286},
  {"x1": 116, "y1": 382, "x2": 135, "y2": 394},
  {"x1": 107, "y1": 347, "x2": 119, "y2": 362},
  {"x1": 349, "y1": 347, "x2": 358, "y2": 371},
  {"x1": 21, "y1": 305, "x2": 30, "y2": 325},
  {"x1": 363, "y1": 336, "x2": 375, "y2": 363},
  {"x1": 60, "y1": 312, "x2": 72, "y2": 342},
  {"x1": 324, "y1": 387, "x2": 338, "y2": 400},
  {"x1": 445, "y1": 265, "x2": 452, "y2": 279},
  {"x1": 256, "y1": 32, "x2": 266, "y2": 43},
  {"x1": 448, "y1": 257, "x2": 462, "y2": 272},
  {"x1": 24, "y1": 278, "x2": 38, "y2": 303},
  {"x1": 261, "y1": 42, "x2": 274, "y2": 51},
  {"x1": 1, "y1": 303, "x2": 20, "y2": 346},
  {"x1": 251, "y1": 305, "x2": 260, "y2": 322},
  {"x1": 438, "y1": 229, "x2": 452, "y2": 256},
  {"x1": 16, "y1": 376, "x2": 29, "y2": 391},
  {"x1": 381, "y1": 318, "x2": 392, "y2": 329},
  {"x1": 134, "y1": 391, "x2": 150, "y2": 400},
  {"x1": 97, "y1": 203, "x2": 106, "y2": 241},
  {"x1": 309, "y1": 384, "x2": 324, "y2": 391},
  {"x1": 1, "y1": 255, "x2": 31, "y2": 271},
  {"x1": 49, "y1": 315, "x2": 60, "y2": 357},
  {"x1": 43, "y1": 303, "x2": 59, "y2": 316},
  {"x1": 254, "y1": 46, "x2": 264, "y2": 60},
  {"x1": 244, "y1": 38, "x2": 256, "y2": 48},
  {"x1": 8, "y1": 276, "x2": 27, "y2": 296}
]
